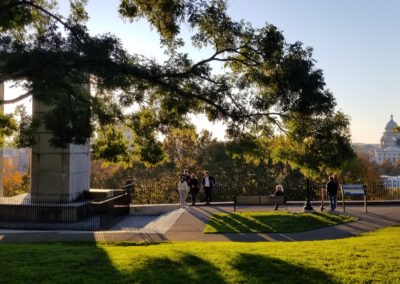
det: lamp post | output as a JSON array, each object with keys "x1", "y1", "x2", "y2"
[{"x1": 303, "y1": 178, "x2": 315, "y2": 212}]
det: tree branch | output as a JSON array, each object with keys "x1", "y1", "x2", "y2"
[
  {"x1": 0, "y1": 91, "x2": 31, "y2": 104},
  {"x1": 156, "y1": 45, "x2": 259, "y2": 80},
  {"x1": 4, "y1": 1, "x2": 85, "y2": 43}
]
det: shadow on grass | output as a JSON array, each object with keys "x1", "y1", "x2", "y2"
[
  {"x1": 231, "y1": 253, "x2": 337, "y2": 284},
  {"x1": 206, "y1": 212, "x2": 356, "y2": 233},
  {"x1": 0, "y1": 242, "x2": 123, "y2": 283},
  {"x1": 0, "y1": 243, "x2": 225, "y2": 284},
  {"x1": 204, "y1": 214, "x2": 267, "y2": 233},
  {"x1": 251, "y1": 213, "x2": 355, "y2": 233},
  {"x1": 127, "y1": 253, "x2": 225, "y2": 283},
  {"x1": 0, "y1": 241, "x2": 345, "y2": 283}
]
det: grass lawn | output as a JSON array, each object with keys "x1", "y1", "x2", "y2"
[
  {"x1": 1, "y1": 226, "x2": 400, "y2": 283},
  {"x1": 203, "y1": 211, "x2": 358, "y2": 233}
]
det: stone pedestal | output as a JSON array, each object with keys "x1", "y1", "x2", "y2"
[{"x1": 30, "y1": 100, "x2": 90, "y2": 202}]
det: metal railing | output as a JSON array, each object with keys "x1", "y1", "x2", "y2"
[
  {"x1": 132, "y1": 178, "x2": 400, "y2": 204},
  {"x1": 1, "y1": 177, "x2": 398, "y2": 230},
  {"x1": 0, "y1": 191, "x2": 131, "y2": 230}
]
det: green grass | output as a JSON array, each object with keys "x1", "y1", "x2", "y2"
[
  {"x1": 1, "y1": 226, "x2": 400, "y2": 283},
  {"x1": 203, "y1": 211, "x2": 358, "y2": 233}
]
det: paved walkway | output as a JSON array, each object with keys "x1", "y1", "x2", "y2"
[{"x1": 0, "y1": 205, "x2": 399, "y2": 243}]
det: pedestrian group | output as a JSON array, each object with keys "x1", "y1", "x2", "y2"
[
  {"x1": 178, "y1": 169, "x2": 215, "y2": 208},
  {"x1": 178, "y1": 170, "x2": 341, "y2": 212}
]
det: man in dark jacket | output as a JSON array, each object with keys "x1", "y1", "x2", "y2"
[
  {"x1": 201, "y1": 171, "x2": 215, "y2": 205},
  {"x1": 326, "y1": 176, "x2": 339, "y2": 211}
]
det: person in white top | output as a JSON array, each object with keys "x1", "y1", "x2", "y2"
[{"x1": 178, "y1": 169, "x2": 190, "y2": 208}]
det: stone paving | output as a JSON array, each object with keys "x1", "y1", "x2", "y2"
[{"x1": 0, "y1": 204, "x2": 399, "y2": 243}]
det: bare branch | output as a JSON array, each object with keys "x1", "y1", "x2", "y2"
[{"x1": 0, "y1": 91, "x2": 31, "y2": 104}]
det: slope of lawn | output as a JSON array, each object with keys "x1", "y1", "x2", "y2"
[
  {"x1": 1, "y1": 226, "x2": 400, "y2": 283},
  {"x1": 203, "y1": 211, "x2": 358, "y2": 233}
]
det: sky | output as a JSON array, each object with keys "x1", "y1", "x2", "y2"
[{"x1": 4, "y1": 0, "x2": 400, "y2": 144}]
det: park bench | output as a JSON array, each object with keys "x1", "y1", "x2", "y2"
[
  {"x1": 233, "y1": 195, "x2": 287, "y2": 212},
  {"x1": 341, "y1": 184, "x2": 367, "y2": 212}
]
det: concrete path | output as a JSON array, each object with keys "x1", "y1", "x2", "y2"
[
  {"x1": 111, "y1": 208, "x2": 186, "y2": 234},
  {"x1": 164, "y1": 205, "x2": 400, "y2": 242},
  {"x1": 0, "y1": 205, "x2": 399, "y2": 243}
]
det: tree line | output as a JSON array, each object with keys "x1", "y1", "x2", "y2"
[{"x1": 91, "y1": 127, "x2": 382, "y2": 203}]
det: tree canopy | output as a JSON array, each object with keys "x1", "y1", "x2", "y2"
[{"x1": 0, "y1": 0, "x2": 354, "y2": 170}]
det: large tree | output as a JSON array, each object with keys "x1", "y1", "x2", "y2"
[
  {"x1": 270, "y1": 111, "x2": 355, "y2": 182},
  {"x1": 1, "y1": 0, "x2": 350, "y2": 165}
]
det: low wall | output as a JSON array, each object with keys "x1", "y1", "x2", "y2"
[
  {"x1": 129, "y1": 200, "x2": 400, "y2": 215},
  {"x1": 0, "y1": 202, "x2": 89, "y2": 223},
  {"x1": 130, "y1": 204, "x2": 181, "y2": 215}
]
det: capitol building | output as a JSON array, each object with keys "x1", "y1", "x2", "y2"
[{"x1": 375, "y1": 115, "x2": 400, "y2": 164}]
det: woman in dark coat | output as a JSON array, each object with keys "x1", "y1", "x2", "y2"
[
  {"x1": 273, "y1": 184, "x2": 285, "y2": 210},
  {"x1": 188, "y1": 173, "x2": 200, "y2": 206}
]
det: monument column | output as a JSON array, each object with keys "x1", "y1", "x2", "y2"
[{"x1": 30, "y1": 91, "x2": 90, "y2": 202}]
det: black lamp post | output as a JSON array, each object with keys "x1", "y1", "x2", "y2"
[{"x1": 303, "y1": 178, "x2": 314, "y2": 212}]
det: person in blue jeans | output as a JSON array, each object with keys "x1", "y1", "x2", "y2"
[{"x1": 326, "y1": 176, "x2": 339, "y2": 211}]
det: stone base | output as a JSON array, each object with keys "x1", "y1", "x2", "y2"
[
  {"x1": 0, "y1": 194, "x2": 89, "y2": 223},
  {"x1": 303, "y1": 209, "x2": 316, "y2": 213},
  {"x1": 87, "y1": 189, "x2": 114, "y2": 201}
]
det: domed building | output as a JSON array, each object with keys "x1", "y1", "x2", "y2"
[{"x1": 375, "y1": 115, "x2": 400, "y2": 164}]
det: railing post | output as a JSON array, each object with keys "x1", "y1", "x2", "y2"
[
  {"x1": 364, "y1": 184, "x2": 367, "y2": 213},
  {"x1": 124, "y1": 176, "x2": 135, "y2": 204},
  {"x1": 303, "y1": 178, "x2": 314, "y2": 212}
]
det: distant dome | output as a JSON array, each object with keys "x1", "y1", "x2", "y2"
[{"x1": 385, "y1": 115, "x2": 398, "y2": 131}]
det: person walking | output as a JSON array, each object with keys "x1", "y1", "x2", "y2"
[
  {"x1": 333, "y1": 173, "x2": 339, "y2": 184},
  {"x1": 201, "y1": 171, "x2": 215, "y2": 205},
  {"x1": 188, "y1": 173, "x2": 199, "y2": 206},
  {"x1": 326, "y1": 176, "x2": 339, "y2": 212},
  {"x1": 272, "y1": 184, "x2": 285, "y2": 210},
  {"x1": 178, "y1": 169, "x2": 190, "y2": 208}
]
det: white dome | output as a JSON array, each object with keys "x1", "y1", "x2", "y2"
[{"x1": 385, "y1": 115, "x2": 398, "y2": 131}]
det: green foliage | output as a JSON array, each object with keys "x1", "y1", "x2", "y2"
[
  {"x1": 271, "y1": 112, "x2": 355, "y2": 181},
  {"x1": 69, "y1": 0, "x2": 89, "y2": 23},
  {"x1": 163, "y1": 127, "x2": 204, "y2": 171},
  {"x1": 0, "y1": 0, "x2": 55, "y2": 35},
  {"x1": 225, "y1": 134, "x2": 269, "y2": 165},
  {"x1": 0, "y1": 111, "x2": 17, "y2": 146},
  {"x1": 12, "y1": 105, "x2": 37, "y2": 148},
  {"x1": 92, "y1": 126, "x2": 131, "y2": 164},
  {"x1": 134, "y1": 137, "x2": 166, "y2": 167},
  {"x1": 121, "y1": 0, "x2": 187, "y2": 43},
  {"x1": 340, "y1": 154, "x2": 381, "y2": 184},
  {"x1": 90, "y1": 159, "x2": 128, "y2": 189},
  {"x1": 1, "y1": 0, "x2": 352, "y2": 169}
]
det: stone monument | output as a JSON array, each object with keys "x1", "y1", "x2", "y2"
[{"x1": 30, "y1": 96, "x2": 90, "y2": 202}]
